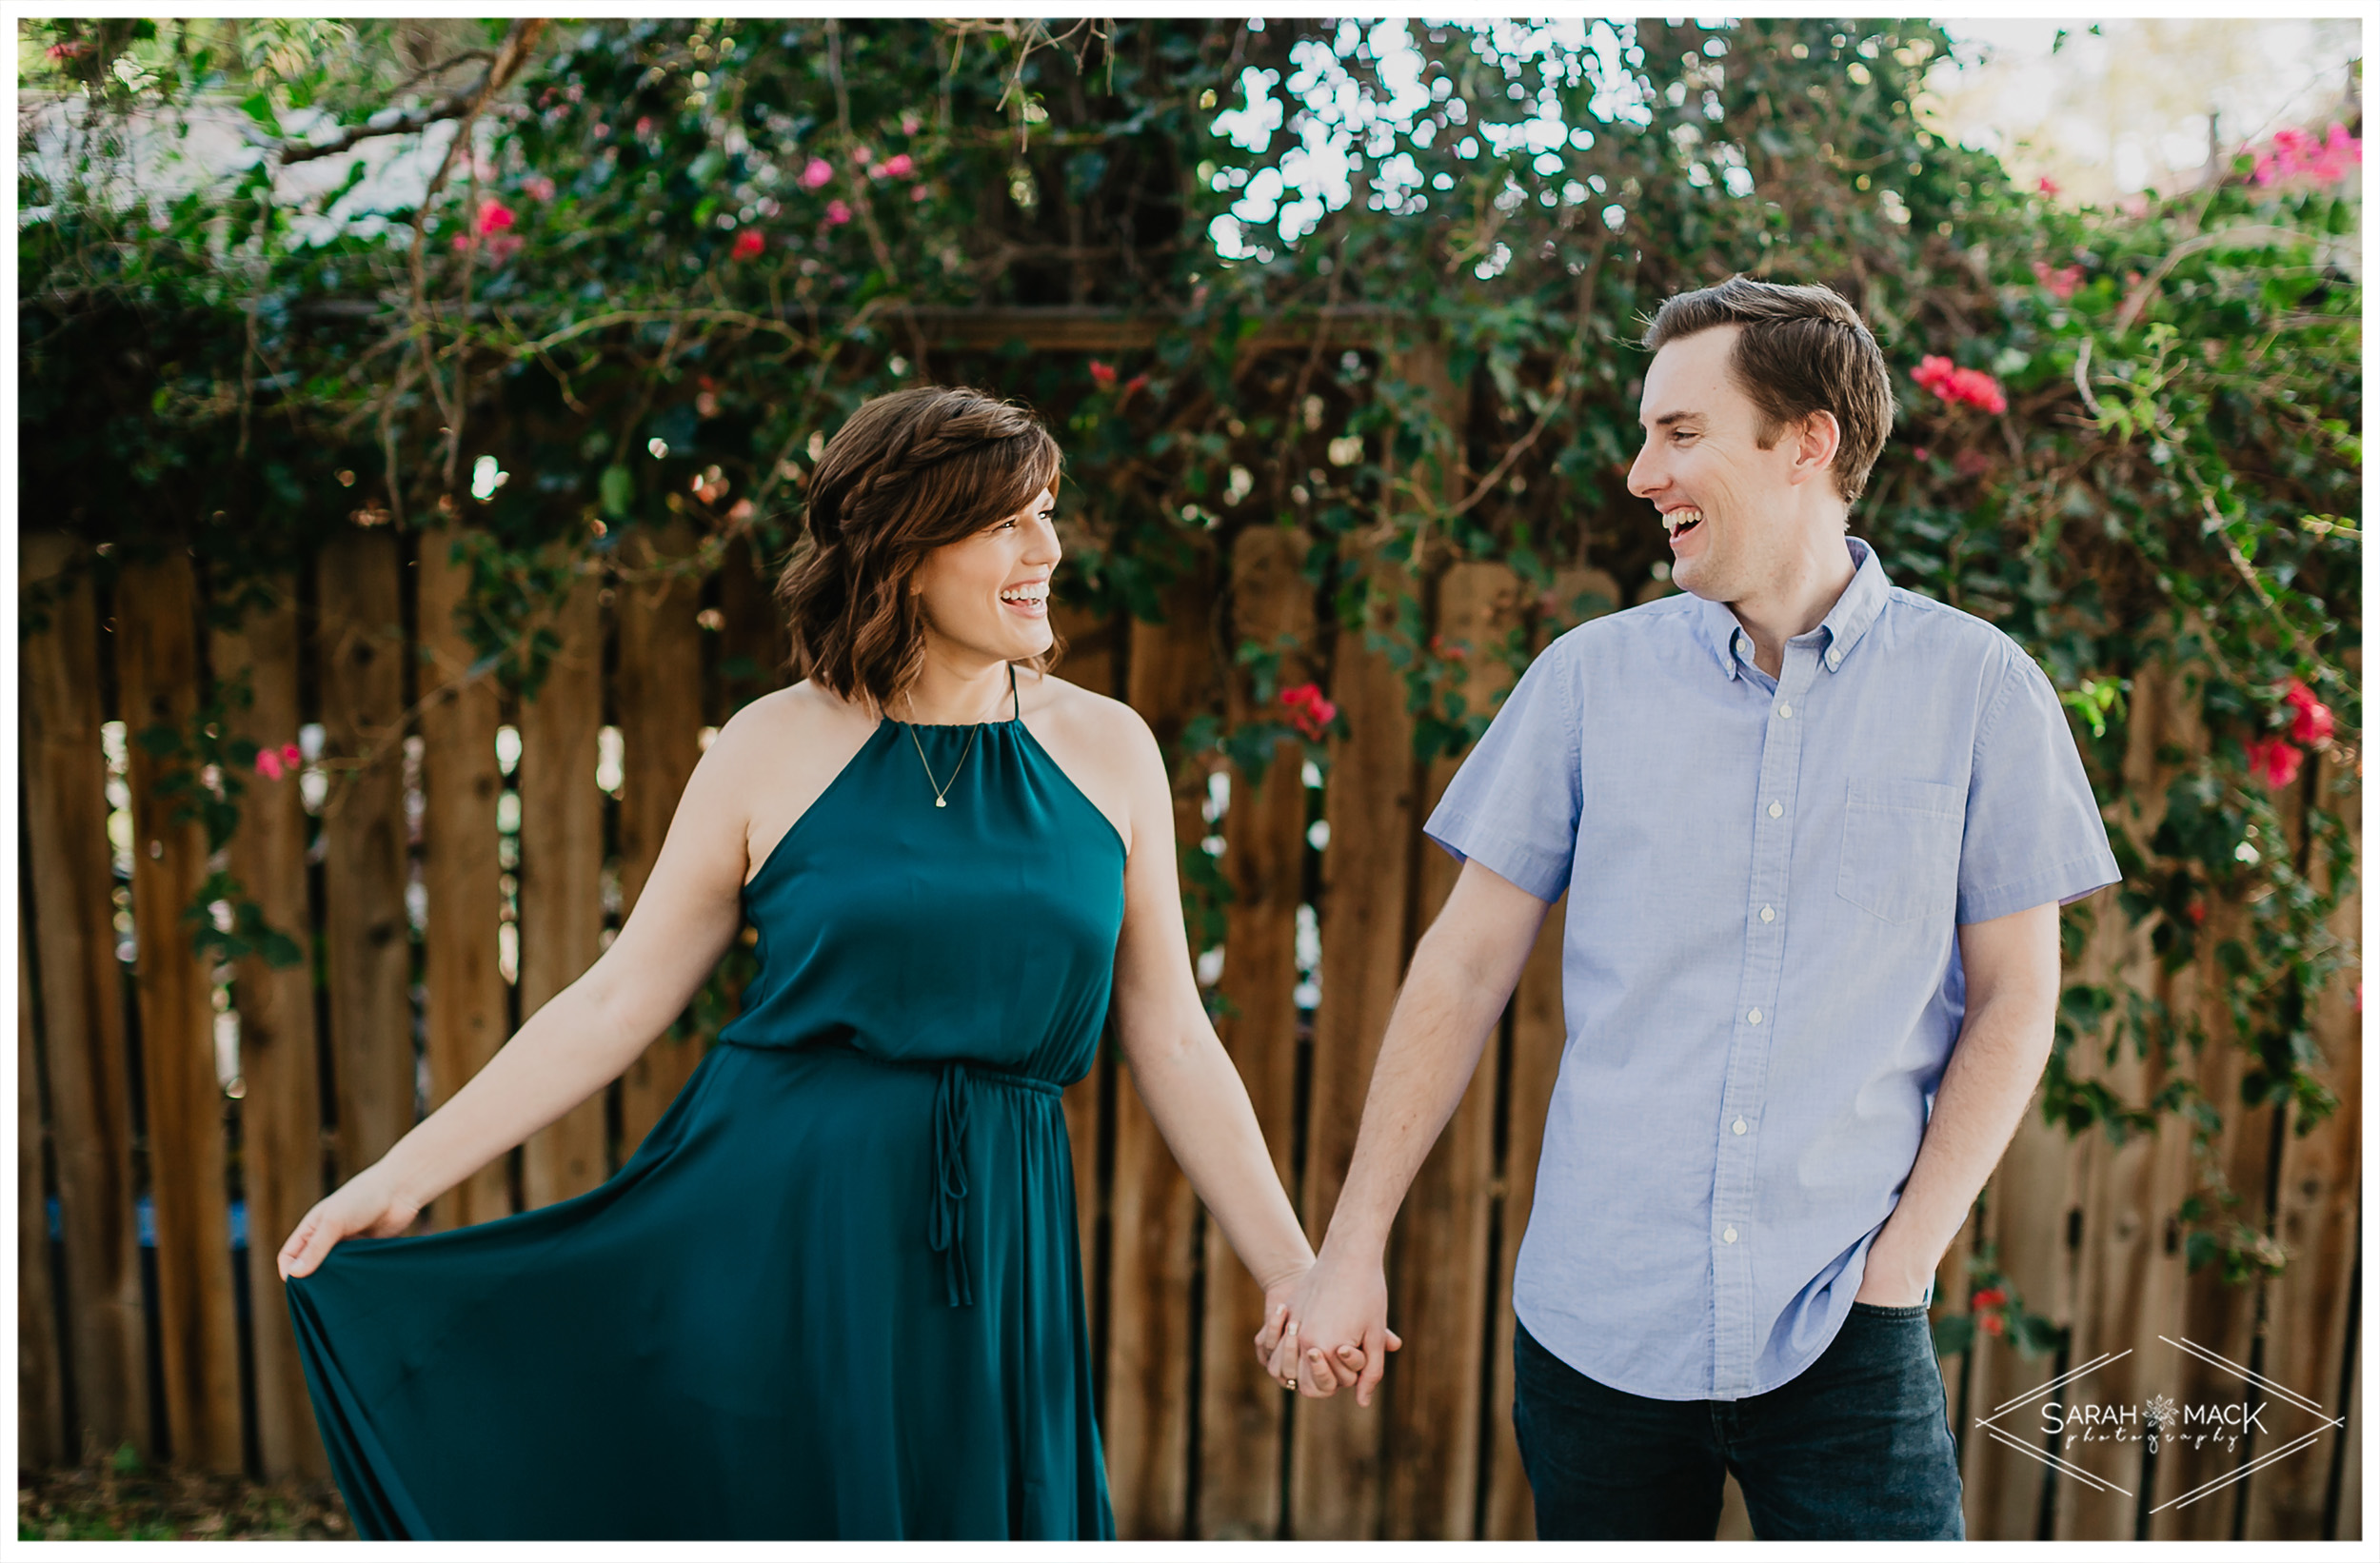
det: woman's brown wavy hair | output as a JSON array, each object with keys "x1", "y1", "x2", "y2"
[{"x1": 775, "y1": 386, "x2": 1063, "y2": 711}]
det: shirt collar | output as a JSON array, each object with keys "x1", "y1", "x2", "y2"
[{"x1": 1692, "y1": 536, "x2": 1894, "y2": 682}]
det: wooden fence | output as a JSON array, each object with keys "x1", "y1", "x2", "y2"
[{"x1": 14, "y1": 335, "x2": 2361, "y2": 1541}]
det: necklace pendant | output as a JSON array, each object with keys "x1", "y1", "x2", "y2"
[{"x1": 935, "y1": 797, "x2": 947, "y2": 808}]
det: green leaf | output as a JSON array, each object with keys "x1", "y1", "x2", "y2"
[{"x1": 600, "y1": 465, "x2": 636, "y2": 520}]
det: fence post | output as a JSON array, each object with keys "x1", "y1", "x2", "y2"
[
  {"x1": 210, "y1": 579, "x2": 329, "y2": 1477},
  {"x1": 417, "y1": 524, "x2": 511, "y2": 1228},
  {"x1": 317, "y1": 531, "x2": 416, "y2": 1180},
  {"x1": 615, "y1": 520, "x2": 707, "y2": 1157},
  {"x1": 116, "y1": 551, "x2": 244, "y2": 1472},
  {"x1": 1196, "y1": 524, "x2": 1314, "y2": 1539},
  {"x1": 19, "y1": 535, "x2": 148, "y2": 1462},
  {"x1": 19, "y1": 912, "x2": 67, "y2": 1465},
  {"x1": 518, "y1": 574, "x2": 608, "y2": 1204},
  {"x1": 1105, "y1": 573, "x2": 1220, "y2": 1537}
]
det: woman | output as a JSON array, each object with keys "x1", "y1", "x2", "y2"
[{"x1": 278, "y1": 386, "x2": 1360, "y2": 1539}]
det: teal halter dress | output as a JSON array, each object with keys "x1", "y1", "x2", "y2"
[{"x1": 287, "y1": 673, "x2": 1125, "y2": 1539}]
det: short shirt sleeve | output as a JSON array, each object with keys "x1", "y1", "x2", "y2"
[
  {"x1": 1420, "y1": 640, "x2": 1582, "y2": 904},
  {"x1": 1956, "y1": 644, "x2": 2122, "y2": 924}
]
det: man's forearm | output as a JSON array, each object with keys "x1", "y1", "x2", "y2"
[
  {"x1": 1867, "y1": 990, "x2": 2055, "y2": 1295},
  {"x1": 1318, "y1": 931, "x2": 1512, "y2": 1262}
]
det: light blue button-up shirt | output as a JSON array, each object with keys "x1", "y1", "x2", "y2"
[{"x1": 1425, "y1": 537, "x2": 2119, "y2": 1401}]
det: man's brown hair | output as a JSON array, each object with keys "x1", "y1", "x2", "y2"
[
  {"x1": 775, "y1": 385, "x2": 1062, "y2": 710},
  {"x1": 1641, "y1": 276, "x2": 1894, "y2": 504}
]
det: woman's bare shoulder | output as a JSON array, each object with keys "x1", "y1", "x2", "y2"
[
  {"x1": 1021, "y1": 666, "x2": 1154, "y2": 750},
  {"x1": 709, "y1": 681, "x2": 882, "y2": 879}
]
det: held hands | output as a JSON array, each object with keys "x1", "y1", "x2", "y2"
[
  {"x1": 1251, "y1": 1251, "x2": 1401, "y2": 1407},
  {"x1": 275, "y1": 1165, "x2": 421, "y2": 1281}
]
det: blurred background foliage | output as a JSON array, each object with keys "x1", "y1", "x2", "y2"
[{"x1": 16, "y1": 16, "x2": 2362, "y2": 1292}]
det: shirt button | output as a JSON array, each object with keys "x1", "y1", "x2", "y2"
[
  {"x1": 1722, "y1": 1226, "x2": 1739, "y2": 1244},
  {"x1": 1760, "y1": 905, "x2": 1775, "y2": 923},
  {"x1": 1748, "y1": 1008, "x2": 1763, "y2": 1025},
  {"x1": 1827, "y1": 649, "x2": 1841, "y2": 669},
  {"x1": 1767, "y1": 801, "x2": 1783, "y2": 819},
  {"x1": 1777, "y1": 702, "x2": 1793, "y2": 719},
  {"x1": 1733, "y1": 1117, "x2": 1748, "y2": 1135}
]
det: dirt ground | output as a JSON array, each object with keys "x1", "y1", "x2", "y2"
[{"x1": 16, "y1": 1457, "x2": 352, "y2": 1541}]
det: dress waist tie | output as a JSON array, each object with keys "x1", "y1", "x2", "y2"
[{"x1": 922, "y1": 1059, "x2": 1062, "y2": 1308}]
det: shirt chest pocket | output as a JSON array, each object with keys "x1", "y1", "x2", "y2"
[{"x1": 1837, "y1": 778, "x2": 1965, "y2": 924}]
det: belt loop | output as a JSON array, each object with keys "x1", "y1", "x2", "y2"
[{"x1": 926, "y1": 1062, "x2": 974, "y2": 1307}]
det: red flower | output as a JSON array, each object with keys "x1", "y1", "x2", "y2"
[
  {"x1": 730, "y1": 229, "x2": 764, "y2": 261},
  {"x1": 881, "y1": 153, "x2": 915, "y2": 179},
  {"x1": 2247, "y1": 737, "x2": 2304, "y2": 790},
  {"x1": 254, "y1": 750, "x2": 285, "y2": 781},
  {"x1": 46, "y1": 40, "x2": 90, "y2": 60},
  {"x1": 1279, "y1": 683, "x2": 1338, "y2": 741},
  {"x1": 1913, "y1": 356, "x2": 2007, "y2": 415},
  {"x1": 1981, "y1": 1313, "x2": 2005, "y2": 1336},
  {"x1": 1088, "y1": 361, "x2": 1119, "y2": 388},
  {"x1": 281, "y1": 742, "x2": 303, "y2": 767},
  {"x1": 476, "y1": 200, "x2": 516, "y2": 237},
  {"x1": 2283, "y1": 681, "x2": 2334, "y2": 746},
  {"x1": 1971, "y1": 1286, "x2": 2007, "y2": 1310},
  {"x1": 2187, "y1": 900, "x2": 2207, "y2": 926},
  {"x1": 823, "y1": 200, "x2": 852, "y2": 226},
  {"x1": 2035, "y1": 174, "x2": 2060, "y2": 196}
]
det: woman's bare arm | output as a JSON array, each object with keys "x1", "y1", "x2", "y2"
[{"x1": 280, "y1": 699, "x2": 783, "y2": 1276}]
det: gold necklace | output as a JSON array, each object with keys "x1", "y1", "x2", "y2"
[{"x1": 905, "y1": 719, "x2": 978, "y2": 808}]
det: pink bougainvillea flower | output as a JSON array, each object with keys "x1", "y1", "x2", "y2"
[
  {"x1": 486, "y1": 233, "x2": 523, "y2": 265},
  {"x1": 2246, "y1": 736, "x2": 2305, "y2": 790},
  {"x1": 823, "y1": 200, "x2": 852, "y2": 226},
  {"x1": 911, "y1": 184, "x2": 930, "y2": 203},
  {"x1": 2283, "y1": 680, "x2": 2335, "y2": 745},
  {"x1": 523, "y1": 174, "x2": 557, "y2": 203},
  {"x1": 476, "y1": 200, "x2": 516, "y2": 236},
  {"x1": 902, "y1": 112, "x2": 922, "y2": 135},
  {"x1": 282, "y1": 742, "x2": 303, "y2": 767},
  {"x1": 46, "y1": 40, "x2": 91, "y2": 60},
  {"x1": 253, "y1": 750, "x2": 285, "y2": 781},
  {"x1": 2034, "y1": 174, "x2": 2059, "y2": 196},
  {"x1": 799, "y1": 157, "x2": 834, "y2": 189},
  {"x1": 1123, "y1": 373, "x2": 1149, "y2": 402},
  {"x1": 730, "y1": 228, "x2": 764, "y2": 261},
  {"x1": 2254, "y1": 122, "x2": 2364, "y2": 186},
  {"x1": 1279, "y1": 683, "x2": 1339, "y2": 741},
  {"x1": 634, "y1": 116, "x2": 653, "y2": 138},
  {"x1": 2031, "y1": 259, "x2": 2084, "y2": 300},
  {"x1": 1088, "y1": 360, "x2": 1118, "y2": 387},
  {"x1": 881, "y1": 153, "x2": 915, "y2": 179},
  {"x1": 852, "y1": 145, "x2": 873, "y2": 165}
]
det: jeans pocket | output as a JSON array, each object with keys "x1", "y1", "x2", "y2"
[{"x1": 1836, "y1": 779, "x2": 1963, "y2": 924}]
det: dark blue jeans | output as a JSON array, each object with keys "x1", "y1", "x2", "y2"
[{"x1": 1512, "y1": 1303, "x2": 1965, "y2": 1540}]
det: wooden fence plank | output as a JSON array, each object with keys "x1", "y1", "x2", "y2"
[
  {"x1": 316, "y1": 532, "x2": 415, "y2": 1180},
  {"x1": 19, "y1": 536, "x2": 148, "y2": 1461},
  {"x1": 616, "y1": 523, "x2": 707, "y2": 1157},
  {"x1": 20, "y1": 908, "x2": 68, "y2": 1466},
  {"x1": 1480, "y1": 564, "x2": 1615, "y2": 1541},
  {"x1": 1286, "y1": 555, "x2": 1417, "y2": 1539},
  {"x1": 115, "y1": 553, "x2": 244, "y2": 1473},
  {"x1": 2243, "y1": 742, "x2": 2362, "y2": 1539},
  {"x1": 1382, "y1": 561, "x2": 1520, "y2": 1539},
  {"x1": 2053, "y1": 663, "x2": 2194, "y2": 1540},
  {"x1": 416, "y1": 525, "x2": 511, "y2": 1229},
  {"x1": 1196, "y1": 525, "x2": 1313, "y2": 1539},
  {"x1": 1049, "y1": 603, "x2": 1117, "y2": 1326},
  {"x1": 518, "y1": 577, "x2": 609, "y2": 1206},
  {"x1": 1289, "y1": 331, "x2": 1456, "y2": 1539},
  {"x1": 209, "y1": 582, "x2": 329, "y2": 1478},
  {"x1": 1104, "y1": 577, "x2": 1219, "y2": 1538}
]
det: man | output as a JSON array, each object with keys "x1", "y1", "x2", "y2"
[{"x1": 1260, "y1": 277, "x2": 2120, "y2": 1539}]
